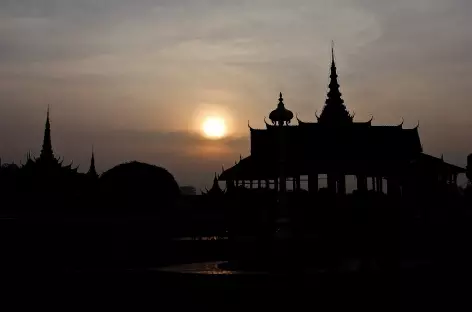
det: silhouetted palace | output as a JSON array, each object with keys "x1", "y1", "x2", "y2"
[{"x1": 219, "y1": 47, "x2": 464, "y2": 196}]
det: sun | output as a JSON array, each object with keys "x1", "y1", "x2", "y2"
[{"x1": 202, "y1": 116, "x2": 226, "y2": 139}]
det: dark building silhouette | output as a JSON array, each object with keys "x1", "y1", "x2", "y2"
[
  {"x1": 180, "y1": 185, "x2": 197, "y2": 196},
  {"x1": 219, "y1": 47, "x2": 464, "y2": 196}
]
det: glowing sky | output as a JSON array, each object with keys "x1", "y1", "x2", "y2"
[{"x1": 0, "y1": 0, "x2": 471, "y2": 190}]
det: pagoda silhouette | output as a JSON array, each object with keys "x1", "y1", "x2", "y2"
[
  {"x1": 11, "y1": 107, "x2": 98, "y2": 195},
  {"x1": 218, "y1": 45, "x2": 464, "y2": 196}
]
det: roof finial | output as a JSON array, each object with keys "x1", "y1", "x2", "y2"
[
  {"x1": 40, "y1": 105, "x2": 54, "y2": 161},
  {"x1": 87, "y1": 145, "x2": 98, "y2": 178},
  {"x1": 331, "y1": 40, "x2": 335, "y2": 63},
  {"x1": 278, "y1": 92, "x2": 284, "y2": 107}
]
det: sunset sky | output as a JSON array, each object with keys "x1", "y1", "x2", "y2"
[{"x1": 1, "y1": 0, "x2": 471, "y2": 190}]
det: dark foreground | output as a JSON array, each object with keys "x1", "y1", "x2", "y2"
[
  {"x1": 3, "y1": 266, "x2": 471, "y2": 311},
  {"x1": 1, "y1": 217, "x2": 472, "y2": 310}
]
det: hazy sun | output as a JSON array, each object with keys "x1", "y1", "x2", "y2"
[{"x1": 202, "y1": 116, "x2": 226, "y2": 139}]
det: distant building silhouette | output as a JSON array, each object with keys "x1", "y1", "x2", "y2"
[
  {"x1": 180, "y1": 186, "x2": 197, "y2": 196},
  {"x1": 218, "y1": 46, "x2": 464, "y2": 196}
]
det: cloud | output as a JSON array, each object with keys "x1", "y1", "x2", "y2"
[{"x1": 1, "y1": 0, "x2": 472, "y2": 188}]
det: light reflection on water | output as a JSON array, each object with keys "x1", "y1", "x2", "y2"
[
  {"x1": 156, "y1": 259, "x2": 366, "y2": 275},
  {"x1": 173, "y1": 236, "x2": 228, "y2": 241},
  {"x1": 157, "y1": 261, "x2": 235, "y2": 275}
]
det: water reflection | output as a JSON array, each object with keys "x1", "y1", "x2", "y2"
[
  {"x1": 172, "y1": 236, "x2": 228, "y2": 241},
  {"x1": 157, "y1": 261, "x2": 235, "y2": 275},
  {"x1": 156, "y1": 258, "x2": 368, "y2": 275}
]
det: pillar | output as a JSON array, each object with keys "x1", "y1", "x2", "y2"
[
  {"x1": 337, "y1": 175, "x2": 346, "y2": 195},
  {"x1": 292, "y1": 176, "x2": 296, "y2": 190},
  {"x1": 308, "y1": 173, "x2": 318, "y2": 194},
  {"x1": 235, "y1": 180, "x2": 239, "y2": 187},
  {"x1": 296, "y1": 175, "x2": 301, "y2": 191},
  {"x1": 387, "y1": 177, "x2": 400, "y2": 197},
  {"x1": 258, "y1": 180, "x2": 262, "y2": 189},
  {"x1": 250, "y1": 180, "x2": 253, "y2": 189},
  {"x1": 356, "y1": 175, "x2": 367, "y2": 192},
  {"x1": 274, "y1": 178, "x2": 279, "y2": 192},
  {"x1": 328, "y1": 174, "x2": 337, "y2": 194},
  {"x1": 371, "y1": 177, "x2": 376, "y2": 191},
  {"x1": 265, "y1": 179, "x2": 270, "y2": 189},
  {"x1": 377, "y1": 177, "x2": 383, "y2": 193}
]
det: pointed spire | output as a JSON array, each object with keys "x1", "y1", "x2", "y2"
[
  {"x1": 87, "y1": 146, "x2": 98, "y2": 178},
  {"x1": 319, "y1": 42, "x2": 351, "y2": 125},
  {"x1": 40, "y1": 105, "x2": 55, "y2": 161},
  {"x1": 331, "y1": 40, "x2": 335, "y2": 64},
  {"x1": 207, "y1": 172, "x2": 224, "y2": 195}
]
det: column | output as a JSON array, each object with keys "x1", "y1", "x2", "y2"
[
  {"x1": 296, "y1": 175, "x2": 301, "y2": 191},
  {"x1": 274, "y1": 178, "x2": 279, "y2": 192},
  {"x1": 377, "y1": 177, "x2": 383, "y2": 193},
  {"x1": 328, "y1": 174, "x2": 337, "y2": 194},
  {"x1": 356, "y1": 175, "x2": 367, "y2": 192},
  {"x1": 265, "y1": 179, "x2": 270, "y2": 189},
  {"x1": 292, "y1": 176, "x2": 296, "y2": 190},
  {"x1": 250, "y1": 180, "x2": 253, "y2": 189},
  {"x1": 387, "y1": 177, "x2": 400, "y2": 197},
  {"x1": 258, "y1": 180, "x2": 262, "y2": 189},
  {"x1": 308, "y1": 173, "x2": 318, "y2": 194},
  {"x1": 337, "y1": 175, "x2": 346, "y2": 195},
  {"x1": 371, "y1": 177, "x2": 376, "y2": 191}
]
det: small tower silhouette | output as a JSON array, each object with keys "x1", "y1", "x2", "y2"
[
  {"x1": 40, "y1": 106, "x2": 55, "y2": 162},
  {"x1": 203, "y1": 173, "x2": 225, "y2": 196},
  {"x1": 87, "y1": 147, "x2": 98, "y2": 179}
]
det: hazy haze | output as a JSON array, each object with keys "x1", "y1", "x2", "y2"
[{"x1": 1, "y1": 0, "x2": 471, "y2": 190}]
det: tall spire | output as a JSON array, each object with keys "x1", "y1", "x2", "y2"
[
  {"x1": 40, "y1": 105, "x2": 55, "y2": 161},
  {"x1": 318, "y1": 42, "x2": 352, "y2": 125},
  {"x1": 87, "y1": 146, "x2": 98, "y2": 178}
]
